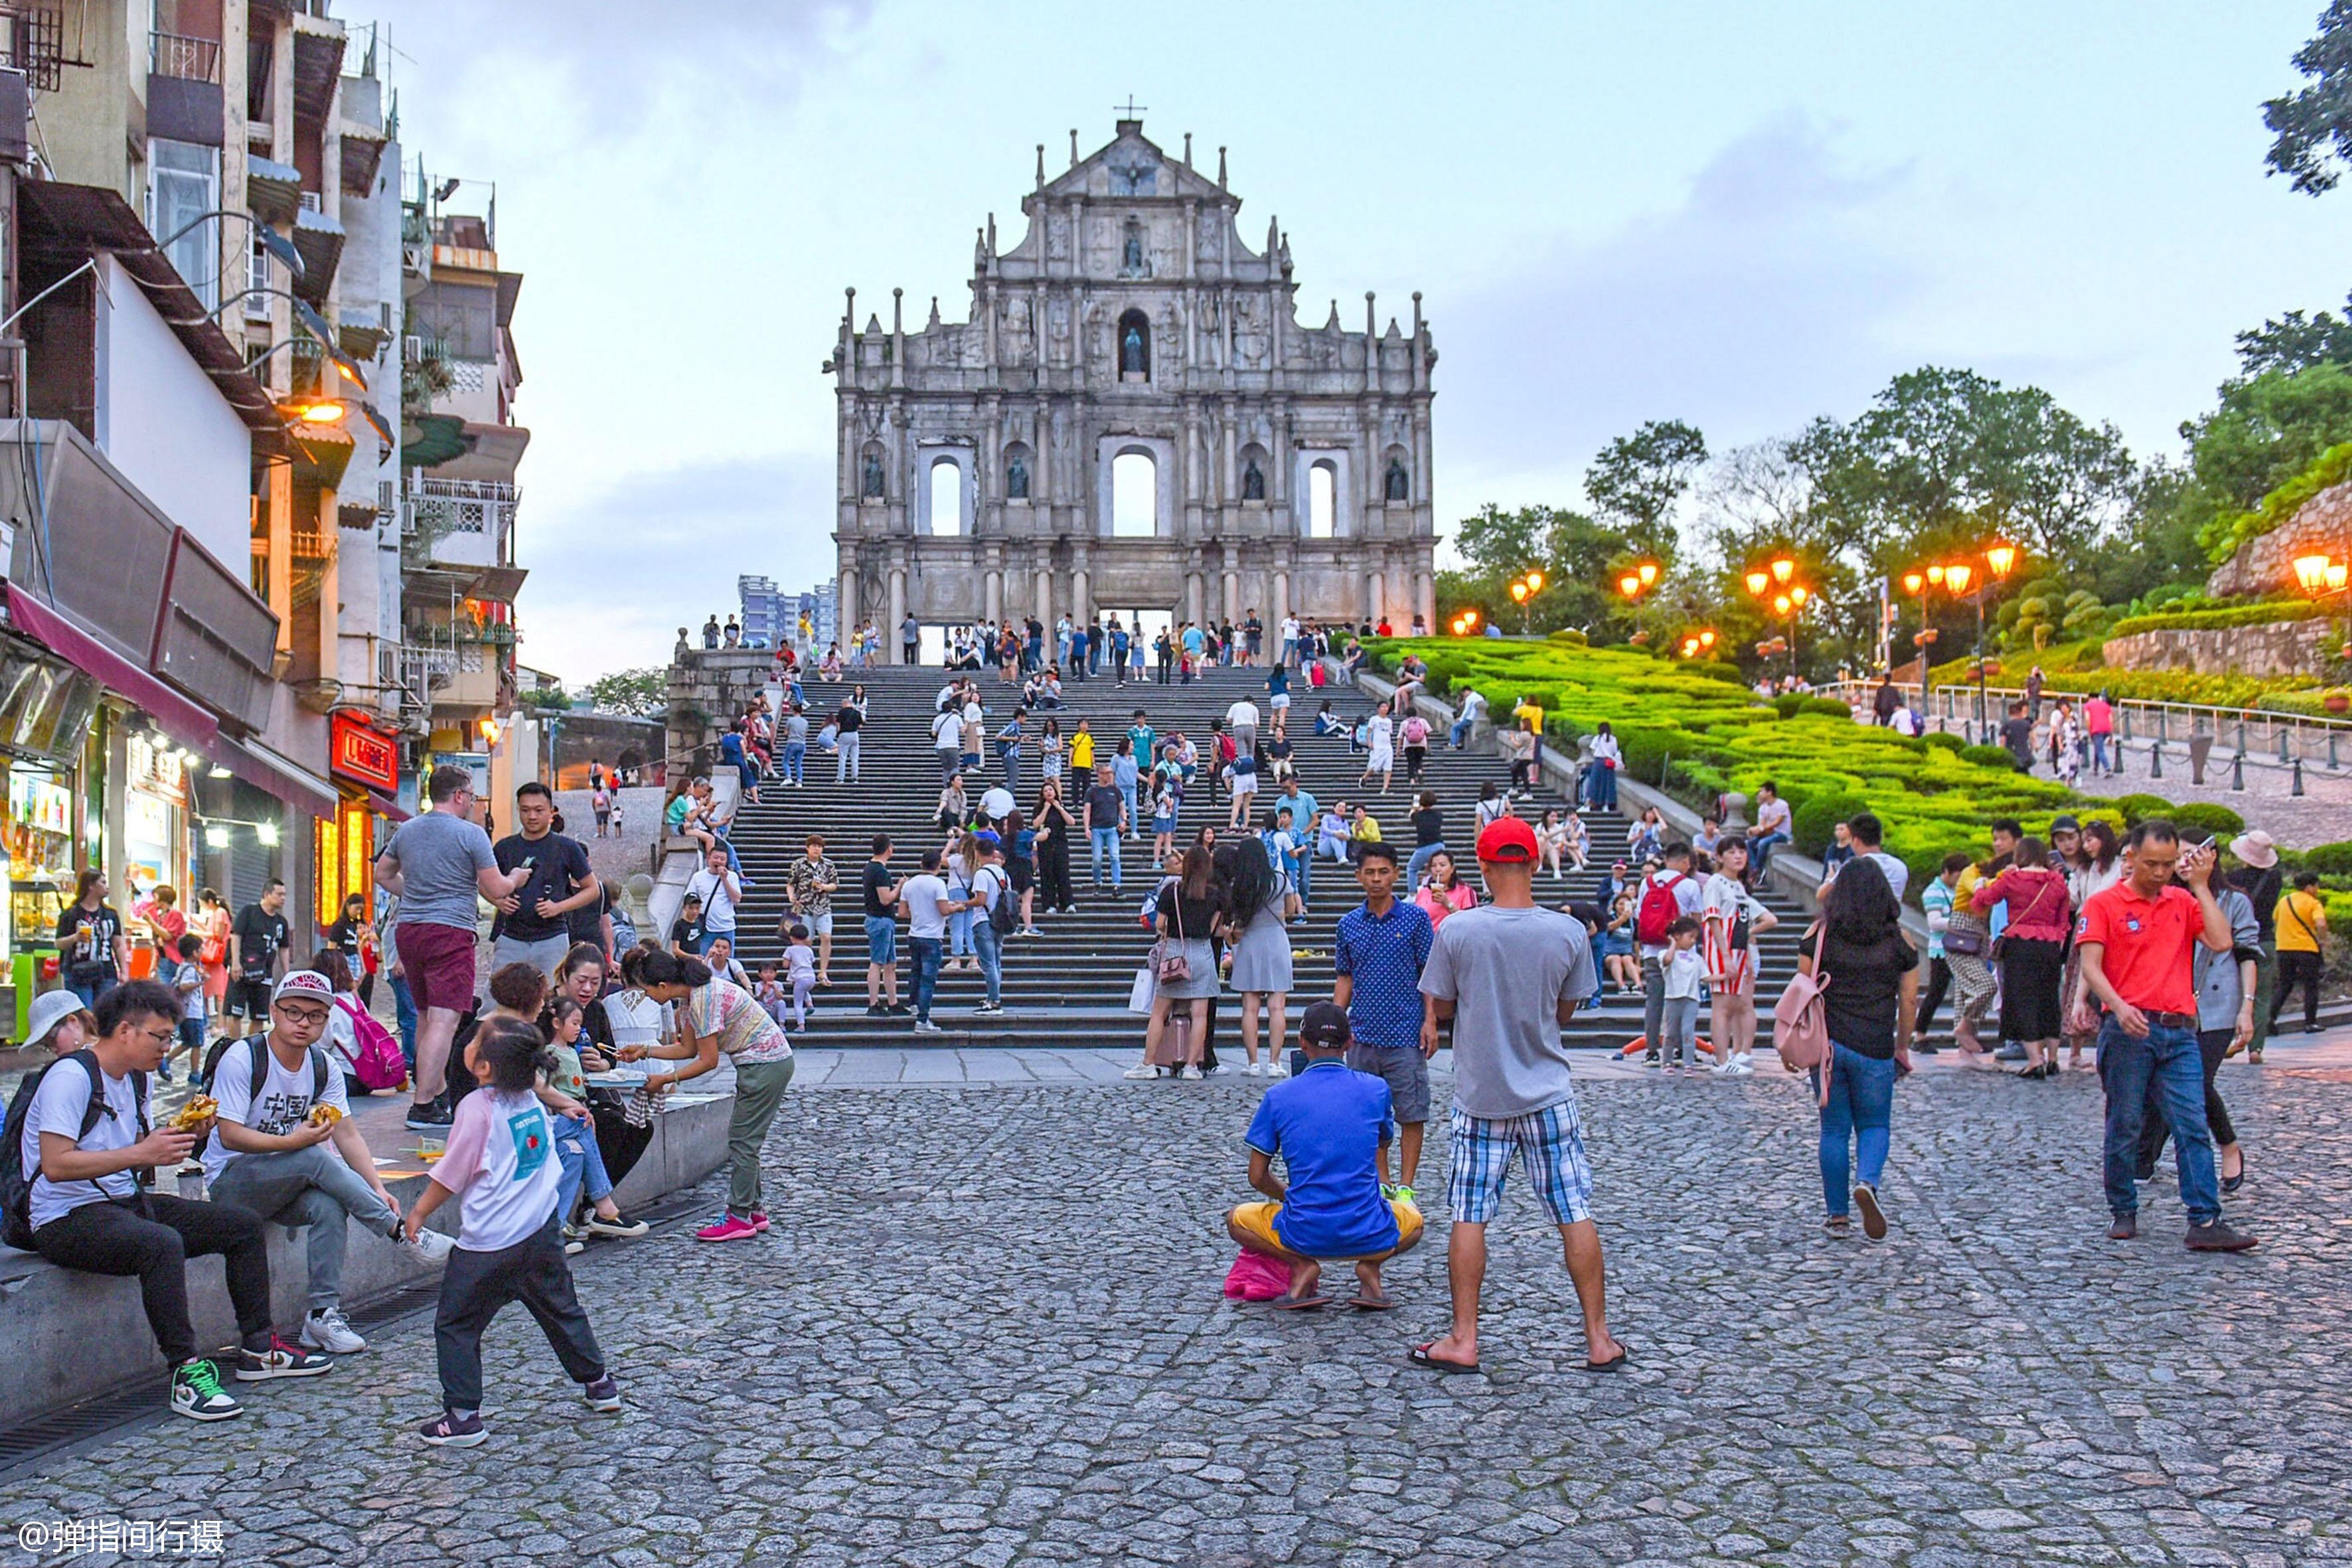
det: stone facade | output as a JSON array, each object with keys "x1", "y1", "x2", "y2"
[
  {"x1": 664, "y1": 643, "x2": 773, "y2": 777},
  {"x1": 829, "y1": 119, "x2": 1437, "y2": 655},
  {"x1": 2207, "y1": 479, "x2": 2352, "y2": 599},
  {"x1": 2102, "y1": 620, "x2": 2335, "y2": 678}
]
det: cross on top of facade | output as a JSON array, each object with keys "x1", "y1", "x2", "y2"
[{"x1": 1113, "y1": 97, "x2": 1146, "y2": 119}]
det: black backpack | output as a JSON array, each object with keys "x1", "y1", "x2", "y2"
[
  {"x1": 977, "y1": 864, "x2": 1016, "y2": 936},
  {"x1": 1, "y1": 1050, "x2": 151, "y2": 1249},
  {"x1": 196, "y1": 1038, "x2": 332, "y2": 1115}
]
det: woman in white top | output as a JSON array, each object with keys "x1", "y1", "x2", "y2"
[
  {"x1": 1038, "y1": 719, "x2": 1065, "y2": 785},
  {"x1": 1537, "y1": 809, "x2": 1573, "y2": 881},
  {"x1": 1562, "y1": 809, "x2": 1589, "y2": 871},
  {"x1": 1358, "y1": 700, "x2": 1396, "y2": 794},
  {"x1": 1474, "y1": 782, "x2": 1512, "y2": 831},
  {"x1": 1626, "y1": 807, "x2": 1666, "y2": 863},
  {"x1": 1585, "y1": 724, "x2": 1624, "y2": 811}
]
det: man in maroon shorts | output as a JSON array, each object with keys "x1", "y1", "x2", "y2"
[{"x1": 373, "y1": 765, "x2": 529, "y2": 1131}]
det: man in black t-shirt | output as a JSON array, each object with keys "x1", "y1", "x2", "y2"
[
  {"x1": 490, "y1": 782, "x2": 599, "y2": 978},
  {"x1": 226, "y1": 880, "x2": 290, "y2": 1038},
  {"x1": 862, "y1": 834, "x2": 907, "y2": 1016},
  {"x1": 834, "y1": 698, "x2": 865, "y2": 783},
  {"x1": 1999, "y1": 701, "x2": 2035, "y2": 773}
]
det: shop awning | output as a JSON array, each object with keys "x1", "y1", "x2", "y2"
[
  {"x1": 366, "y1": 791, "x2": 410, "y2": 823},
  {"x1": 196, "y1": 730, "x2": 337, "y2": 817},
  {"x1": 3, "y1": 585, "x2": 219, "y2": 750}
]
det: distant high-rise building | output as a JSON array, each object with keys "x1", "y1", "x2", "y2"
[{"x1": 738, "y1": 574, "x2": 787, "y2": 647}]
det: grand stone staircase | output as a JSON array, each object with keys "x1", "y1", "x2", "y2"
[{"x1": 720, "y1": 663, "x2": 1813, "y2": 1050}]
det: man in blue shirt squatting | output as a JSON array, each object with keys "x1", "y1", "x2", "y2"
[
  {"x1": 1331, "y1": 842, "x2": 1436, "y2": 1203},
  {"x1": 1227, "y1": 1002, "x2": 1425, "y2": 1309}
]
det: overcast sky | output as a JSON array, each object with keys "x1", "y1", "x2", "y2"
[{"x1": 355, "y1": 0, "x2": 2352, "y2": 682}]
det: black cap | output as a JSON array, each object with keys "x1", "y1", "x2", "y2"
[{"x1": 1298, "y1": 1001, "x2": 1351, "y2": 1048}]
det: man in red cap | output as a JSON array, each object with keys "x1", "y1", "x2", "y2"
[{"x1": 1410, "y1": 815, "x2": 1626, "y2": 1375}]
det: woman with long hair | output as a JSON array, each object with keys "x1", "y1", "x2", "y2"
[
  {"x1": 1973, "y1": 836, "x2": 2071, "y2": 1078},
  {"x1": 1216, "y1": 839, "x2": 1297, "y2": 1075},
  {"x1": 1405, "y1": 791, "x2": 1447, "y2": 890},
  {"x1": 1360, "y1": 698, "x2": 1395, "y2": 793},
  {"x1": 1032, "y1": 779, "x2": 1079, "y2": 914},
  {"x1": 1004, "y1": 810, "x2": 1042, "y2": 936},
  {"x1": 2062, "y1": 819, "x2": 2126, "y2": 1066},
  {"x1": 1537, "y1": 809, "x2": 1571, "y2": 881},
  {"x1": 191, "y1": 886, "x2": 232, "y2": 1020},
  {"x1": 1794, "y1": 856, "x2": 1918, "y2": 1239},
  {"x1": 1131, "y1": 844, "x2": 1223, "y2": 1081},
  {"x1": 1038, "y1": 716, "x2": 1065, "y2": 790},
  {"x1": 1412, "y1": 850, "x2": 1477, "y2": 931}
]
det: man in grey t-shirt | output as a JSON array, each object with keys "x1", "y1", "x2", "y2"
[
  {"x1": 1411, "y1": 816, "x2": 1625, "y2": 1377},
  {"x1": 373, "y1": 764, "x2": 528, "y2": 1131}
]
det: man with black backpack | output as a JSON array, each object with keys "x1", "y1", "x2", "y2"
[
  {"x1": 967, "y1": 831, "x2": 1013, "y2": 1017},
  {"x1": 4, "y1": 980, "x2": 332, "y2": 1421},
  {"x1": 1636, "y1": 844, "x2": 1705, "y2": 1067},
  {"x1": 204, "y1": 971, "x2": 446, "y2": 1356}
]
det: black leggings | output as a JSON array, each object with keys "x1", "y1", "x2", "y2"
[
  {"x1": 32, "y1": 1193, "x2": 272, "y2": 1365},
  {"x1": 435, "y1": 1217, "x2": 604, "y2": 1413},
  {"x1": 1038, "y1": 835, "x2": 1074, "y2": 910},
  {"x1": 2272, "y1": 949, "x2": 2323, "y2": 1030},
  {"x1": 1917, "y1": 956, "x2": 1952, "y2": 1036},
  {"x1": 2137, "y1": 1027, "x2": 2237, "y2": 1169}
]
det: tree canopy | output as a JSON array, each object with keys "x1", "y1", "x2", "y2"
[
  {"x1": 582, "y1": 666, "x2": 666, "y2": 716},
  {"x1": 2264, "y1": 1, "x2": 2352, "y2": 195}
]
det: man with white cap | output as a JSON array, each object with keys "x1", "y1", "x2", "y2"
[
  {"x1": 2226, "y1": 830, "x2": 2283, "y2": 1061},
  {"x1": 206, "y1": 970, "x2": 450, "y2": 1356}
]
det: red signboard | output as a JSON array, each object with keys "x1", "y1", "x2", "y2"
[{"x1": 329, "y1": 712, "x2": 398, "y2": 792}]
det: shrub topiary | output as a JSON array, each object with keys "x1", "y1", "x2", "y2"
[
  {"x1": 1922, "y1": 732, "x2": 1964, "y2": 753},
  {"x1": 1772, "y1": 694, "x2": 1808, "y2": 719},
  {"x1": 2108, "y1": 793, "x2": 2174, "y2": 824},
  {"x1": 1792, "y1": 792, "x2": 1867, "y2": 856},
  {"x1": 2301, "y1": 841, "x2": 2352, "y2": 876},
  {"x1": 2167, "y1": 802, "x2": 2246, "y2": 840},
  {"x1": 1960, "y1": 744, "x2": 2018, "y2": 770},
  {"x1": 1547, "y1": 628, "x2": 1589, "y2": 646},
  {"x1": 1803, "y1": 697, "x2": 1852, "y2": 718}
]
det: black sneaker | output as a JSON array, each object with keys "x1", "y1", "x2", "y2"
[
  {"x1": 2107, "y1": 1214, "x2": 2137, "y2": 1241},
  {"x1": 865, "y1": 1004, "x2": 887, "y2": 1017},
  {"x1": 582, "y1": 1374, "x2": 623, "y2": 1413},
  {"x1": 236, "y1": 1336, "x2": 335, "y2": 1381},
  {"x1": 419, "y1": 1409, "x2": 487, "y2": 1447},
  {"x1": 169, "y1": 1359, "x2": 243, "y2": 1422},
  {"x1": 2185, "y1": 1221, "x2": 2258, "y2": 1253},
  {"x1": 886, "y1": 1002, "x2": 913, "y2": 1016},
  {"x1": 404, "y1": 1100, "x2": 453, "y2": 1131}
]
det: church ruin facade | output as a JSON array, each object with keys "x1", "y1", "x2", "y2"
[{"x1": 828, "y1": 118, "x2": 1437, "y2": 652}]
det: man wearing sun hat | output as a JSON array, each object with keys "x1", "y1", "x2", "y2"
[
  {"x1": 1409, "y1": 815, "x2": 1626, "y2": 1377},
  {"x1": 206, "y1": 971, "x2": 447, "y2": 1357},
  {"x1": 2225, "y1": 830, "x2": 2283, "y2": 1061}
]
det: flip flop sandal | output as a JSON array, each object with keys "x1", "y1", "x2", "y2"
[
  {"x1": 1408, "y1": 1343, "x2": 1480, "y2": 1374},
  {"x1": 1582, "y1": 1345, "x2": 1632, "y2": 1373},
  {"x1": 1348, "y1": 1295, "x2": 1397, "y2": 1312},
  {"x1": 1272, "y1": 1294, "x2": 1331, "y2": 1312}
]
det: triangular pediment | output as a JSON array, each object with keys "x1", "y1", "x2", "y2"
[{"x1": 1040, "y1": 121, "x2": 1233, "y2": 205}]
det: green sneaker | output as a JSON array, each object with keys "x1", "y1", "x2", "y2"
[
  {"x1": 1388, "y1": 1184, "x2": 1418, "y2": 1208},
  {"x1": 169, "y1": 1359, "x2": 243, "y2": 1422}
]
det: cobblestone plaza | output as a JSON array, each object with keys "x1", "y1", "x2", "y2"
[{"x1": 1, "y1": 1046, "x2": 2347, "y2": 1567}]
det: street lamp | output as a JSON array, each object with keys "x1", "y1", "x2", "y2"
[
  {"x1": 1744, "y1": 568, "x2": 1769, "y2": 597},
  {"x1": 1745, "y1": 558, "x2": 1811, "y2": 681}
]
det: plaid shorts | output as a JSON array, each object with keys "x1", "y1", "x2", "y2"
[{"x1": 1447, "y1": 1098, "x2": 1594, "y2": 1226}]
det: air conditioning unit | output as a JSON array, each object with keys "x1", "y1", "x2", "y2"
[
  {"x1": 299, "y1": 191, "x2": 322, "y2": 212},
  {"x1": 402, "y1": 335, "x2": 424, "y2": 365}
]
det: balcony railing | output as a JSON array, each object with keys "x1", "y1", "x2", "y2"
[{"x1": 149, "y1": 31, "x2": 221, "y2": 83}]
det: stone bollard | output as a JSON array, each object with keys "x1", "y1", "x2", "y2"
[
  {"x1": 1719, "y1": 791, "x2": 1751, "y2": 834},
  {"x1": 2189, "y1": 731, "x2": 2213, "y2": 785}
]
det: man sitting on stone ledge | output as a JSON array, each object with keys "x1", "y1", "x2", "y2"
[{"x1": 1225, "y1": 1002, "x2": 1423, "y2": 1311}]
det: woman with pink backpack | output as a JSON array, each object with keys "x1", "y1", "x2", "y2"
[{"x1": 1785, "y1": 858, "x2": 1917, "y2": 1242}]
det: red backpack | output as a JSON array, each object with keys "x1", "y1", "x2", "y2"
[{"x1": 1634, "y1": 872, "x2": 1689, "y2": 947}]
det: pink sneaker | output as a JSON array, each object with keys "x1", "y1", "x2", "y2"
[
  {"x1": 694, "y1": 1214, "x2": 758, "y2": 1243},
  {"x1": 749, "y1": 1211, "x2": 771, "y2": 1234}
]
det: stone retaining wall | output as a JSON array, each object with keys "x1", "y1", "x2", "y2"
[{"x1": 2102, "y1": 619, "x2": 2332, "y2": 678}]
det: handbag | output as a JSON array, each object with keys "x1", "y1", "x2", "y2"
[
  {"x1": 1941, "y1": 916, "x2": 1988, "y2": 958},
  {"x1": 1156, "y1": 896, "x2": 1194, "y2": 983},
  {"x1": 1772, "y1": 925, "x2": 1836, "y2": 1103},
  {"x1": 1988, "y1": 873, "x2": 2059, "y2": 964},
  {"x1": 1127, "y1": 967, "x2": 1157, "y2": 1014}
]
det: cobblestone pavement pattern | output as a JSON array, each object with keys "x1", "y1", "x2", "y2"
[{"x1": 3, "y1": 1050, "x2": 2351, "y2": 1567}]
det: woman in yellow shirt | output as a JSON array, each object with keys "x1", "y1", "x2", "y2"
[
  {"x1": 1070, "y1": 721, "x2": 1095, "y2": 775},
  {"x1": 2272, "y1": 872, "x2": 2329, "y2": 1035}
]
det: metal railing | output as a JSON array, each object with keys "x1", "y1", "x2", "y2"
[
  {"x1": 1820, "y1": 679, "x2": 2352, "y2": 789},
  {"x1": 148, "y1": 30, "x2": 220, "y2": 82}
]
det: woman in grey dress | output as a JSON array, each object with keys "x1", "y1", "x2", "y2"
[
  {"x1": 1217, "y1": 839, "x2": 1300, "y2": 1077},
  {"x1": 1138, "y1": 845, "x2": 1223, "y2": 1080}
]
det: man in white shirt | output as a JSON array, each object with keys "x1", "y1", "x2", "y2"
[
  {"x1": 1226, "y1": 697, "x2": 1260, "y2": 759},
  {"x1": 684, "y1": 844, "x2": 742, "y2": 955},
  {"x1": 1281, "y1": 614, "x2": 1301, "y2": 668},
  {"x1": 931, "y1": 703, "x2": 963, "y2": 783},
  {"x1": 1449, "y1": 688, "x2": 1487, "y2": 749},
  {"x1": 1817, "y1": 811, "x2": 1910, "y2": 903},
  {"x1": 902, "y1": 850, "x2": 959, "y2": 1036},
  {"x1": 205, "y1": 971, "x2": 426, "y2": 1355},
  {"x1": 1748, "y1": 781, "x2": 1793, "y2": 875},
  {"x1": 18, "y1": 979, "x2": 335, "y2": 1420}
]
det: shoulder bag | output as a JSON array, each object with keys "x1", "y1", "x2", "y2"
[
  {"x1": 1156, "y1": 894, "x2": 1194, "y2": 983},
  {"x1": 1772, "y1": 923, "x2": 1836, "y2": 1103},
  {"x1": 1989, "y1": 872, "x2": 2059, "y2": 964}
]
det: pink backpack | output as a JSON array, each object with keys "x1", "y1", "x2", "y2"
[
  {"x1": 1223, "y1": 1249, "x2": 1293, "y2": 1302},
  {"x1": 1772, "y1": 925, "x2": 1834, "y2": 1101},
  {"x1": 335, "y1": 994, "x2": 409, "y2": 1093}
]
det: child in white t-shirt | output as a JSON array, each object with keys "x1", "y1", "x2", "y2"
[
  {"x1": 402, "y1": 1016, "x2": 619, "y2": 1448},
  {"x1": 783, "y1": 928, "x2": 818, "y2": 1029},
  {"x1": 1658, "y1": 917, "x2": 1707, "y2": 1073}
]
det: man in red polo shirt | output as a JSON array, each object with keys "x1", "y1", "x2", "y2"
[{"x1": 2077, "y1": 819, "x2": 2255, "y2": 1251}]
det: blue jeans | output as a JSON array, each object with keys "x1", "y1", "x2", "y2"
[
  {"x1": 1120, "y1": 782, "x2": 1139, "y2": 836},
  {"x1": 1091, "y1": 826, "x2": 1122, "y2": 888},
  {"x1": 909, "y1": 936, "x2": 944, "y2": 1023},
  {"x1": 1449, "y1": 717, "x2": 1474, "y2": 748},
  {"x1": 390, "y1": 973, "x2": 418, "y2": 1072},
  {"x1": 998, "y1": 746, "x2": 1022, "y2": 794},
  {"x1": 1749, "y1": 829, "x2": 1789, "y2": 873},
  {"x1": 864, "y1": 915, "x2": 898, "y2": 967},
  {"x1": 1406, "y1": 842, "x2": 1445, "y2": 890},
  {"x1": 2100, "y1": 1018, "x2": 2219, "y2": 1224},
  {"x1": 554, "y1": 1113, "x2": 614, "y2": 1223},
  {"x1": 973, "y1": 920, "x2": 1003, "y2": 1007},
  {"x1": 2088, "y1": 733, "x2": 2110, "y2": 773},
  {"x1": 1812, "y1": 1044, "x2": 1895, "y2": 1215},
  {"x1": 66, "y1": 973, "x2": 117, "y2": 1010},
  {"x1": 781, "y1": 741, "x2": 805, "y2": 784},
  {"x1": 949, "y1": 903, "x2": 974, "y2": 959}
]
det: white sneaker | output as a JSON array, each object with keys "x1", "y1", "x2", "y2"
[
  {"x1": 408, "y1": 1227, "x2": 455, "y2": 1265},
  {"x1": 565, "y1": 1238, "x2": 586, "y2": 1255},
  {"x1": 1180, "y1": 1065, "x2": 1204, "y2": 1081},
  {"x1": 301, "y1": 1307, "x2": 366, "y2": 1355},
  {"x1": 1731, "y1": 1055, "x2": 1755, "y2": 1075},
  {"x1": 1267, "y1": 1060, "x2": 1289, "y2": 1077},
  {"x1": 1243, "y1": 1061, "x2": 1263, "y2": 1077},
  {"x1": 1122, "y1": 1063, "x2": 1160, "y2": 1079}
]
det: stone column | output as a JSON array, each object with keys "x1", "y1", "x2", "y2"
[
  {"x1": 889, "y1": 566, "x2": 908, "y2": 663},
  {"x1": 1187, "y1": 571, "x2": 1205, "y2": 625},
  {"x1": 1417, "y1": 568, "x2": 1435, "y2": 630},
  {"x1": 1071, "y1": 542, "x2": 1091, "y2": 629},
  {"x1": 1364, "y1": 568, "x2": 1383, "y2": 624},
  {"x1": 1272, "y1": 564, "x2": 1290, "y2": 637},
  {"x1": 984, "y1": 566, "x2": 1002, "y2": 625},
  {"x1": 1222, "y1": 551, "x2": 1241, "y2": 625},
  {"x1": 1035, "y1": 565, "x2": 1053, "y2": 633},
  {"x1": 838, "y1": 546, "x2": 861, "y2": 635}
]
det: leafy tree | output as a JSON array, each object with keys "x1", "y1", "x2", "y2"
[
  {"x1": 1583, "y1": 419, "x2": 1707, "y2": 560},
  {"x1": 2177, "y1": 361, "x2": 2352, "y2": 554},
  {"x1": 518, "y1": 685, "x2": 572, "y2": 712},
  {"x1": 2264, "y1": 2, "x2": 2352, "y2": 195},
  {"x1": 2237, "y1": 295, "x2": 2352, "y2": 376},
  {"x1": 582, "y1": 666, "x2": 666, "y2": 716},
  {"x1": 1445, "y1": 503, "x2": 1648, "y2": 637}
]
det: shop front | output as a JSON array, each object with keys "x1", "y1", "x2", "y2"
[{"x1": 320, "y1": 711, "x2": 404, "y2": 929}]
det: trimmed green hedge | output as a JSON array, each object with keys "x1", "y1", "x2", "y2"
[
  {"x1": 1960, "y1": 744, "x2": 2018, "y2": 770},
  {"x1": 1793, "y1": 793, "x2": 1866, "y2": 857},
  {"x1": 2167, "y1": 803, "x2": 2246, "y2": 839},
  {"x1": 2110, "y1": 793, "x2": 2175, "y2": 824},
  {"x1": 2107, "y1": 597, "x2": 2330, "y2": 639},
  {"x1": 2302, "y1": 841, "x2": 2352, "y2": 876}
]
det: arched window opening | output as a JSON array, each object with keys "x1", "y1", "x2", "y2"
[
  {"x1": 1111, "y1": 451, "x2": 1156, "y2": 537},
  {"x1": 1307, "y1": 463, "x2": 1336, "y2": 539},
  {"x1": 929, "y1": 457, "x2": 963, "y2": 537}
]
